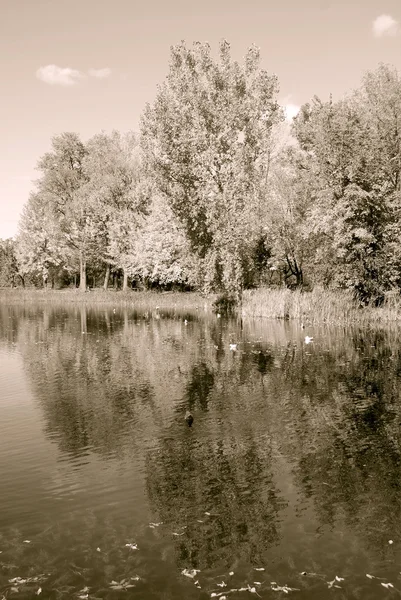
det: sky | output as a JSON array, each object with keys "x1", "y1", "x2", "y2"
[{"x1": 1, "y1": 0, "x2": 400, "y2": 240}]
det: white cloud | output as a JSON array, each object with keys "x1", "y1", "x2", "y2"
[
  {"x1": 36, "y1": 64, "x2": 85, "y2": 86},
  {"x1": 372, "y1": 14, "x2": 399, "y2": 37},
  {"x1": 88, "y1": 68, "x2": 111, "y2": 79},
  {"x1": 284, "y1": 103, "x2": 300, "y2": 122}
]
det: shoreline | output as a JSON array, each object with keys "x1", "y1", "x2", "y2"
[{"x1": 2, "y1": 287, "x2": 401, "y2": 325}]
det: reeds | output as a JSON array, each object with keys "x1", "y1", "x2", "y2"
[{"x1": 241, "y1": 287, "x2": 401, "y2": 325}]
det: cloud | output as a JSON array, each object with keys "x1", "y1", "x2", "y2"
[
  {"x1": 284, "y1": 103, "x2": 300, "y2": 121},
  {"x1": 88, "y1": 67, "x2": 111, "y2": 79},
  {"x1": 372, "y1": 14, "x2": 399, "y2": 37},
  {"x1": 36, "y1": 64, "x2": 85, "y2": 86}
]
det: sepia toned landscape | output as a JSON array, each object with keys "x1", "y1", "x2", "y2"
[{"x1": 1, "y1": 0, "x2": 401, "y2": 598}]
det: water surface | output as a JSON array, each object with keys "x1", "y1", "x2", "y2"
[{"x1": 0, "y1": 302, "x2": 401, "y2": 599}]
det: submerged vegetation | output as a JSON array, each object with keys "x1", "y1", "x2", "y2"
[{"x1": 0, "y1": 41, "x2": 400, "y2": 315}]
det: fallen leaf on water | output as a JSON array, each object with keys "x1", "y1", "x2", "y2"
[
  {"x1": 217, "y1": 581, "x2": 227, "y2": 587},
  {"x1": 254, "y1": 567, "x2": 265, "y2": 571},
  {"x1": 327, "y1": 577, "x2": 344, "y2": 589},
  {"x1": 149, "y1": 522, "x2": 163, "y2": 528},
  {"x1": 22, "y1": 540, "x2": 31, "y2": 544},
  {"x1": 229, "y1": 572, "x2": 234, "y2": 576},
  {"x1": 182, "y1": 569, "x2": 200, "y2": 579},
  {"x1": 271, "y1": 582, "x2": 300, "y2": 594},
  {"x1": 388, "y1": 540, "x2": 394, "y2": 545},
  {"x1": 381, "y1": 583, "x2": 394, "y2": 589},
  {"x1": 96, "y1": 547, "x2": 101, "y2": 552},
  {"x1": 125, "y1": 543, "x2": 138, "y2": 550},
  {"x1": 205, "y1": 512, "x2": 211, "y2": 516},
  {"x1": 109, "y1": 579, "x2": 136, "y2": 590}
]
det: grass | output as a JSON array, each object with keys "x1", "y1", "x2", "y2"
[
  {"x1": 0, "y1": 287, "x2": 215, "y2": 312},
  {"x1": 241, "y1": 287, "x2": 401, "y2": 325}
]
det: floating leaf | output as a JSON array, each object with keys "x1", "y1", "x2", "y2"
[
  {"x1": 327, "y1": 577, "x2": 344, "y2": 589},
  {"x1": 229, "y1": 571, "x2": 234, "y2": 576},
  {"x1": 388, "y1": 540, "x2": 394, "y2": 545},
  {"x1": 36, "y1": 588, "x2": 42, "y2": 596},
  {"x1": 254, "y1": 567, "x2": 265, "y2": 571},
  {"x1": 217, "y1": 581, "x2": 227, "y2": 587},
  {"x1": 22, "y1": 540, "x2": 31, "y2": 544},
  {"x1": 271, "y1": 582, "x2": 299, "y2": 594},
  {"x1": 182, "y1": 569, "x2": 200, "y2": 578},
  {"x1": 125, "y1": 543, "x2": 138, "y2": 550},
  {"x1": 381, "y1": 583, "x2": 394, "y2": 589},
  {"x1": 96, "y1": 547, "x2": 101, "y2": 552}
]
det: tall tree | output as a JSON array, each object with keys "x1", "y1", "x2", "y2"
[
  {"x1": 291, "y1": 66, "x2": 401, "y2": 301},
  {"x1": 141, "y1": 40, "x2": 283, "y2": 298},
  {"x1": 82, "y1": 131, "x2": 150, "y2": 290},
  {"x1": 36, "y1": 132, "x2": 92, "y2": 290},
  {"x1": 16, "y1": 192, "x2": 65, "y2": 287}
]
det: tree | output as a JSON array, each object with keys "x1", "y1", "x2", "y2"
[
  {"x1": 0, "y1": 238, "x2": 21, "y2": 287},
  {"x1": 82, "y1": 131, "x2": 150, "y2": 290},
  {"x1": 129, "y1": 194, "x2": 197, "y2": 289},
  {"x1": 16, "y1": 192, "x2": 66, "y2": 287},
  {"x1": 141, "y1": 40, "x2": 283, "y2": 298},
  {"x1": 291, "y1": 65, "x2": 401, "y2": 301},
  {"x1": 36, "y1": 132, "x2": 93, "y2": 290}
]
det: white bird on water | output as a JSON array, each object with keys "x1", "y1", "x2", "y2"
[
  {"x1": 304, "y1": 336, "x2": 313, "y2": 344},
  {"x1": 229, "y1": 343, "x2": 237, "y2": 351}
]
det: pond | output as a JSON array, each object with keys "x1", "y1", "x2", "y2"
[{"x1": 0, "y1": 302, "x2": 400, "y2": 599}]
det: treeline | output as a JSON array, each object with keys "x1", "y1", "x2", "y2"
[{"x1": 1, "y1": 41, "x2": 400, "y2": 304}]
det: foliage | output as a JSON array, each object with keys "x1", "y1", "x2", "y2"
[
  {"x1": 0, "y1": 238, "x2": 21, "y2": 287},
  {"x1": 140, "y1": 40, "x2": 283, "y2": 296},
  {"x1": 12, "y1": 51, "x2": 401, "y2": 305},
  {"x1": 291, "y1": 64, "x2": 401, "y2": 302}
]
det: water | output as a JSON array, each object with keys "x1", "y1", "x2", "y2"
[{"x1": 0, "y1": 302, "x2": 401, "y2": 599}]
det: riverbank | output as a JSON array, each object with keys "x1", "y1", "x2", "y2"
[
  {"x1": 0, "y1": 288, "x2": 214, "y2": 312},
  {"x1": 2, "y1": 287, "x2": 401, "y2": 325}
]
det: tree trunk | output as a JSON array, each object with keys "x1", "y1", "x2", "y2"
[
  {"x1": 122, "y1": 269, "x2": 129, "y2": 291},
  {"x1": 103, "y1": 264, "x2": 110, "y2": 290},
  {"x1": 79, "y1": 252, "x2": 87, "y2": 292}
]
